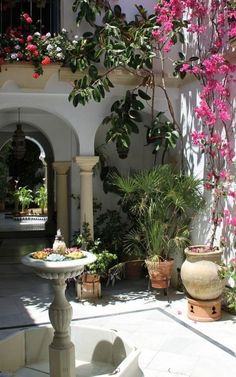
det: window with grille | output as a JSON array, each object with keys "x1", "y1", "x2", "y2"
[{"x1": 0, "y1": 0, "x2": 60, "y2": 34}]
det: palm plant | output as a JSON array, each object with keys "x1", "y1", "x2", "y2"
[
  {"x1": 114, "y1": 164, "x2": 204, "y2": 261},
  {"x1": 34, "y1": 184, "x2": 47, "y2": 215},
  {"x1": 13, "y1": 186, "x2": 33, "y2": 213}
]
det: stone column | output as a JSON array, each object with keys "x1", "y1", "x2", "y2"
[
  {"x1": 53, "y1": 162, "x2": 71, "y2": 245},
  {"x1": 74, "y1": 156, "x2": 99, "y2": 239},
  {"x1": 45, "y1": 158, "x2": 56, "y2": 236}
]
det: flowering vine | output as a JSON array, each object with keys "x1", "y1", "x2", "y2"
[{"x1": 153, "y1": 0, "x2": 236, "y2": 249}]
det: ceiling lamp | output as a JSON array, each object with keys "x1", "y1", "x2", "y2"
[{"x1": 12, "y1": 108, "x2": 26, "y2": 160}]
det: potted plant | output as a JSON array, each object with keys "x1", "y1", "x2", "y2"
[
  {"x1": 34, "y1": 184, "x2": 47, "y2": 215},
  {"x1": 73, "y1": 223, "x2": 118, "y2": 299},
  {"x1": 114, "y1": 164, "x2": 204, "y2": 289},
  {"x1": 13, "y1": 186, "x2": 33, "y2": 214}
]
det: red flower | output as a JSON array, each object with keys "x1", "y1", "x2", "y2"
[
  {"x1": 32, "y1": 72, "x2": 40, "y2": 79},
  {"x1": 42, "y1": 56, "x2": 51, "y2": 65},
  {"x1": 4, "y1": 47, "x2": 11, "y2": 53}
]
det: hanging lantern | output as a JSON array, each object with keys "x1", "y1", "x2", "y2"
[{"x1": 12, "y1": 108, "x2": 26, "y2": 160}]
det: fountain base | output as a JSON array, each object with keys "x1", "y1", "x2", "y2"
[{"x1": 0, "y1": 325, "x2": 142, "y2": 377}]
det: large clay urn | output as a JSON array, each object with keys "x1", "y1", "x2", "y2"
[{"x1": 180, "y1": 245, "x2": 225, "y2": 300}]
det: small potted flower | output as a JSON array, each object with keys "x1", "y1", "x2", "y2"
[{"x1": 73, "y1": 223, "x2": 118, "y2": 299}]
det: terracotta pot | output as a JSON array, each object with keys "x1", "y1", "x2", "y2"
[
  {"x1": 125, "y1": 260, "x2": 144, "y2": 280},
  {"x1": 82, "y1": 273, "x2": 100, "y2": 283},
  {"x1": 145, "y1": 259, "x2": 174, "y2": 289},
  {"x1": 181, "y1": 245, "x2": 225, "y2": 300}
]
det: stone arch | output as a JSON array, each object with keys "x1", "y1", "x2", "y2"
[{"x1": 0, "y1": 107, "x2": 80, "y2": 241}]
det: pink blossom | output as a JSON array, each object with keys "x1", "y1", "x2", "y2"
[
  {"x1": 219, "y1": 170, "x2": 229, "y2": 180},
  {"x1": 230, "y1": 217, "x2": 236, "y2": 227},
  {"x1": 16, "y1": 52, "x2": 23, "y2": 59},
  {"x1": 229, "y1": 191, "x2": 236, "y2": 198},
  {"x1": 27, "y1": 35, "x2": 33, "y2": 42},
  {"x1": 22, "y1": 13, "x2": 32, "y2": 24},
  {"x1": 210, "y1": 133, "x2": 221, "y2": 144},
  {"x1": 180, "y1": 64, "x2": 190, "y2": 72},
  {"x1": 26, "y1": 44, "x2": 37, "y2": 52}
]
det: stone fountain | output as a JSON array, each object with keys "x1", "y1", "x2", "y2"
[{"x1": 0, "y1": 230, "x2": 142, "y2": 377}]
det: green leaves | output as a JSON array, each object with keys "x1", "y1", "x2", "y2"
[
  {"x1": 102, "y1": 89, "x2": 152, "y2": 158},
  {"x1": 138, "y1": 89, "x2": 151, "y2": 101},
  {"x1": 145, "y1": 112, "x2": 180, "y2": 155},
  {"x1": 69, "y1": 73, "x2": 114, "y2": 106}
]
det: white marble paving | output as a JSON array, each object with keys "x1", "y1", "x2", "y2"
[{"x1": 0, "y1": 262, "x2": 236, "y2": 376}]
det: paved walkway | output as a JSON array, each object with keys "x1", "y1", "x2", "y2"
[{"x1": 0, "y1": 263, "x2": 236, "y2": 377}]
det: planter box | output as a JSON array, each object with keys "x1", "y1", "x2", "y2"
[
  {"x1": 76, "y1": 274, "x2": 101, "y2": 299},
  {"x1": 0, "y1": 63, "x2": 60, "y2": 89}
]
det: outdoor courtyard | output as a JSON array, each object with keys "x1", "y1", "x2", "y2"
[
  {"x1": 1, "y1": 1, "x2": 236, "y2": 376},
  {"x1": 0, "y1": 240, "x2": 235, "y2": 377}
]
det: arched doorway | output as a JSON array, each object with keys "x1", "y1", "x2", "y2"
[{"x1": 0, "y1": 120, "x2": 55, "y2": 239}]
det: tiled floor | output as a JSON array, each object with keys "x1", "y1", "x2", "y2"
[{"x1": 0, "y1": 257, "x2": 236, "y2": 377}]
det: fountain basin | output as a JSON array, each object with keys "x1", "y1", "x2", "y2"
[
  {"x1": 21, "y1": 251, "x2": 96, "y2": 279},
  {"x1": 0, "y1": 325, "x2": 142, "y2": 377}
]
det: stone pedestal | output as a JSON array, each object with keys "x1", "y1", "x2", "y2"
[
  {"x1": 49, "y1": 279, "x2": 75, "y2": 377},
  {"x1": 187, "y1": 297, "x2": 222, "y2": 322}
]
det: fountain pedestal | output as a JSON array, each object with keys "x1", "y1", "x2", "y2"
[
  {"x1": 22, "y1": 251, "x2": 96, "y2": 377},
  {"x1": 49, "y1": 279, "x2": 75, "y2": 377}
]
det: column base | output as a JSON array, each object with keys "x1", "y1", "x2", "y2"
[
  {"x1": 49, "y1": 342, "x2": 76, "y2": 377},
  {"x1": 187, "y1": 296, "x2": 222, "y2": 322}
]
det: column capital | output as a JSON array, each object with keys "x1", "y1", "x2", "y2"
[
  {"x1": 74, "y1": 156, "x2": 99, "y2": 172},
  {"x1": 53, "y1": 161, "x2": 71, "y2": 175}
]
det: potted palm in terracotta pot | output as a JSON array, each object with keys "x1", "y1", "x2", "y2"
[{"x1": 114, "y1": 164, "x2": 204, "y2": 290}]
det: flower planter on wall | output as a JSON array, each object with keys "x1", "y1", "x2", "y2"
[{"x1": 0, "y1": 63, "x2": 60, "y2": 89}]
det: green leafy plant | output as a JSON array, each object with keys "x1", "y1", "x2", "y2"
[
  {"x1": 74, "y1": 222, "x2": 117, "y2": 276},
  {"x1": 34, "y1": 184, "x2": 47, "y2": 215},
  {"x1": 94, "y1": 209, "x2": 128, "y2": 256},
  {"x1": 13, "y1": 186, "x2": 33, "y2": 213},
  {"x1": 69, "y1": 1, "x2": 181, "y2": 160},
  {"x1": 114, "y1": 164, "x2": 204, "y2": 261},
  {"x1": 219, "y1": 259, "x2": 236, "y2": 314}
]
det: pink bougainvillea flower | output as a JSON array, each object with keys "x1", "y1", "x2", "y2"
[
  {"x1": 229, "y1": 190, "x2": 236, "y2": 198},
  {"x1": 229, "y1": 217, "x2": 236, "y2": 226}
]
